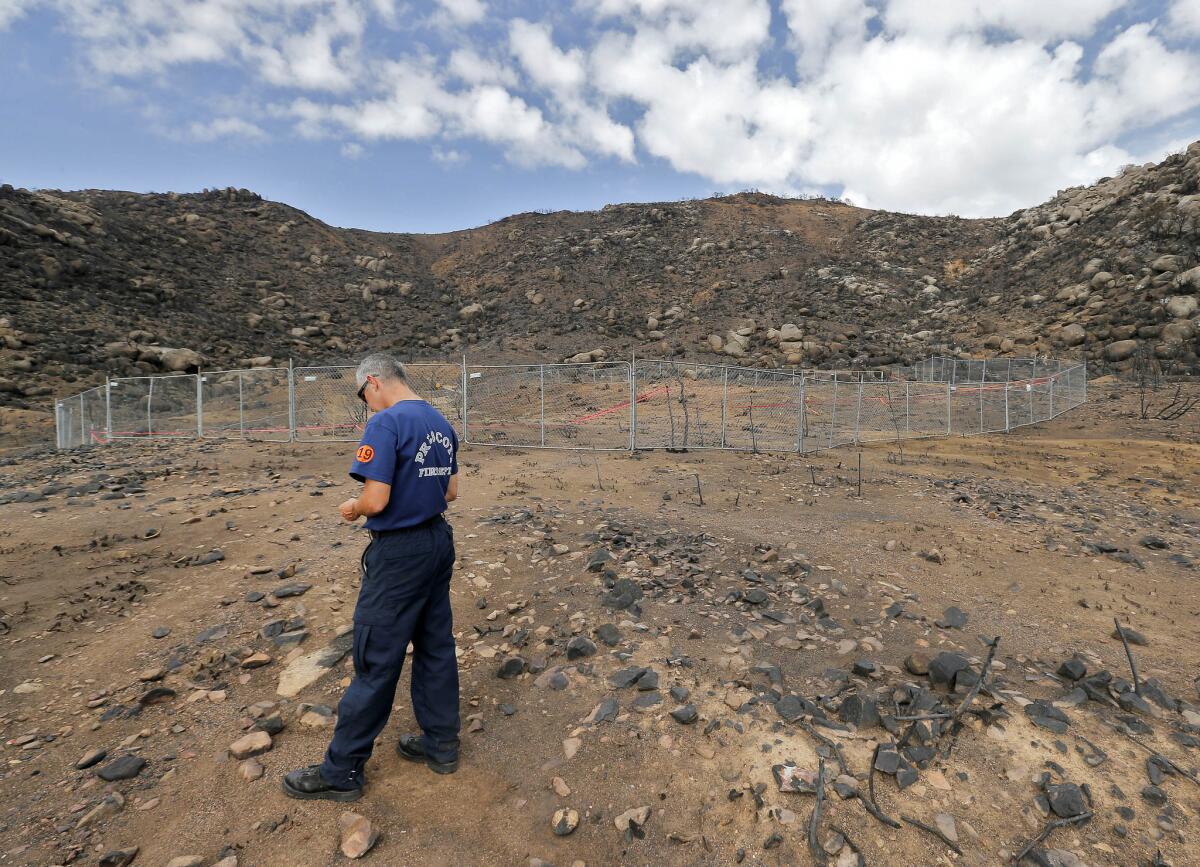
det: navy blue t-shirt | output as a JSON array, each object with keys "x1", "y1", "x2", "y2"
[{"x1": 349, "y1": 400, "x2": 458, "y2": 531}]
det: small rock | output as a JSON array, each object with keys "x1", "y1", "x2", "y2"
[
  {"x1": 1057, "y1": 658, "x2": 1087, "y2": 680},
  {"x1": 75, "y1": 748, "x2": 107, "y2": 770},
  {"x1": 1112, "y1": 625, "x2": 1148, "y2": 646},
  {"x1": 97, "y1": 755, "x2": 147, "y2": 781},
  {"x1": 273, "y1": 583, "x2": 312, "y2": 599},
  {"x1": 497, "y1": 656, "x2": 527, "y2": 679},
  {"x1": 904, "y1": 653, "x2": 930, "y2": 676},
  {"x1": 139, "y1": 686, "x2": 176, "y2": 706},
  {"x1": 552, "y1": 808, "x2": 580, "y2": 836},
  {"x1": 339, "y1": 811, "x2": 380, "y2": 859},
  {"x1": 566, "y1": 636, "x2": 597, "y2": 660},
  {"x1": 1045, "y1": 783, "x2": 1086, "y2": 818},
  {"x1": 670, "y1": 704, "x2": 699, "y2": 724},
  {"x1": 837, "y1": 694, "x2": 880, "y2": 729},
  {"x1": 552, "y1": 777, "x2": 571, "y2": 797},
  {"x1": 77, "y1": 793, "x2": 125, "y2": 829},
  {"x1": 935, "y1": 607, "x2": 967, "y2": 629},
  {"x1": 927, "y1": 652, "x2": 969, "y2": 687},
  {"x1": 239, "y1": 758, "x2": 265, "y2": 781},
  {"x1": 1025, "y1": 700, "x2": 1070, "y2": 734},
  {"x1": 595, "y1": 623, "x2": 621, "y2": 646},
  {"x1": 241, "y1": 652, "x2": 273, "y2": 669},
  {"x1": 228, "y1": 731, "x2": 272, "y2": 759},
  {"x1": 934, "y1": 813, "x2": 958, "y2": 843},
  {"x1": 587, "y1": 548, "x2": 615, "y2": 572},
  {"x1": 614, "y1": 805, "x2": 652, "y2": 833},
  {"x1": 98, "y1": 848, "x2": 139, "y2": 867},
  {"x1": 299, "y1": 704, "x2": 336, "y2": 728}
]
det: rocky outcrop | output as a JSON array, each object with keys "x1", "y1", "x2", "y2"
[{"x1": 2, "y1": 142, "x2": 1199, "y2": 415}]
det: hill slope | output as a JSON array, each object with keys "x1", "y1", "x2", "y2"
[{"x1": 1, "y1": 140, "x2": 1198, "y2": 421}]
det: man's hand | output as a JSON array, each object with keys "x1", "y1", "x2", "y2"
[{"x1": 339, "y1": 498, "x2": 359, "y2": 522}]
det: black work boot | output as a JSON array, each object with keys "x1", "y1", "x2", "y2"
[
  {"x1": 396, "y1": 735, "x2": 459, "y2": 774},
  {"x1": 281, "y1": 765, "x2": 363, "y2": 801}
]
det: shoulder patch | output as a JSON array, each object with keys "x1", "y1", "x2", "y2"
[{"x1": 356, "y1": 445, "x2": 375, "y2": 463}]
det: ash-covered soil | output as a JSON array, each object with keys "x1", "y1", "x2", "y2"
[{"x1": 0, "y1": 383, "x2": 1197, "y2": 867}]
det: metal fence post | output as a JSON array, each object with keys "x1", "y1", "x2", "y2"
[
  {"x1": 946, "y1": 383, "x2": 952, "y2": 435},
  {"x1": 795, "y1": 373, "x2": 804, "y2": 453},
  {"x1": 146, "y1": 377, "x2": 154, "y2": 437},
  {"x1": 629, "y1": 352, "x2": 636, "y2": 451},
  {"x1": 196, "y1": 371, "x2": 204, "y2": 439},
  {"x1": 105, "y1": 377, "x2": 112, "y2": 444},
  {"x1": 854, "y1": 380, "x2": 863, "y2": 444},
  {"x1": 461, "y1": 354, "x2": 469, "y2": 443},
  {"x1": 905, "y1": 381, "x2": 911, "y2": 436},
  {"x1": 539, "y1": 364, "x2": 546, "y2": 447},
  {"x1": 978, "y1": 380, "x2": 984, "y2": 433},
  {"x1": 1049, "y1": 375, "x2": 1055, "y2": 418},
  {"x1": 237, "y1": 371, "x2": 245, "y2": 439},
  {"x1": 829, "y1": 376, "x2": 838, "y2": 448},
  {"x1": 1004, "y1": 383, "x2": 1010, "y2": 431},
  {"x1": 287, "y1": 359, "x2": 296, "y2": 442},
  {"x1": 720, "y1": 366, "x2": 728, "y2": 448}
]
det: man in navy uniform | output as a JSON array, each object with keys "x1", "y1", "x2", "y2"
[{"x1": 283, "y1": 353, "x2": 461, "y2": 801}]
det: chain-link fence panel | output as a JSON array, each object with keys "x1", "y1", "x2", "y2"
[
  {"x1": 466, "y1": 362, "x2": 631, "y2": 449},
  {"x1": 544, "y1": 363, "x2": 631, "y2": 449},
  {"x1": 798, "y1": 377, "x2": 832, "y2": 451},
  {"x1": 632, "y1": 361, "x2": 728, "y2": 449},
  {"x1": 1031, "y1": 377, "x2": 1053, "y2": 423},
  {"x1": 948, "y1": 384, "x2": 985, "y2": 436},
  {"x1": 798, "y1": 375, "x2": 861, "y2": 451},
  {"x1": 56, "y1": 390, "x2": 96, "y2": 448},
  {"x1": 79, "y1": 386, "x2": 109, "y2": 445},
  {"x1": 108, "y1": 375, "x2": 197, "y2": 439},
  {"x1": 853, "y1": 381, "x2": 913, "y2": 443},
  {"x1": 200, "y1": 368, "x2": 291, "y2": 441},
  {"x1": 406, "y1": 362, "x2": 464, "y2": 437},
  {"x1": 464, "y1": 365, "x2": 543, "y2": 447},
  {"x1": 1058, "y1": 365, "x2": 1087, "y2": 413},
  {"x1": 721, "y1": 367, "x2": 803, "y2": 452},
  {"x1": 904, "y1": 381, "x2": 949, "y2": 438},
  {"x1": 294, "y1": 366, "x2": 364, "y2": 442},
  {"x1": 981, "y1": 382, "x2": 1010, "y2": 432}
]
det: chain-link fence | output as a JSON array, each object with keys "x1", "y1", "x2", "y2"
[
  {"x1": 53, "y1": 355, "x2": 1087, "y2": 454},
  {"x1": 200, "y1": 368, "x2": 291, "y2": 441},
  {"x1": 107, "y1": 374, "x2": 199, "y2": 440},
  {"x1": 465, "y1": 362, "x2": 632, "y2": 449}
]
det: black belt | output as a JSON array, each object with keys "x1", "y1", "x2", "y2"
[{"x1": 368, "y1": 513, "x2": 445, "y2": 539}]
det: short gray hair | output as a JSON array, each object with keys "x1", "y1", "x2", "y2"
[{"x1": 356, "y1": 353, "x2": 408, "y2": 387}]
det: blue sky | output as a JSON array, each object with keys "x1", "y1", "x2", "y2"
[{"x1": 2, "y1": 0, "x2": 1200, "y2": 233}]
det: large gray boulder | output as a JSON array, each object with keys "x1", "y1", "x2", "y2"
[
  {"x1": 158, "y1": 347, "x2": 203, "y2": 372},
  {"x1": 1103, "y1": 339, "x2": 1139, "y2": 362},
  {"x1": 1057, "y1": 324, "x2": 1087, "y2": 347}
]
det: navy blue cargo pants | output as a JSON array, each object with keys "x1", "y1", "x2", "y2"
[{"x1": 320, "y1": 515, "x2": 459, "y2": 788}]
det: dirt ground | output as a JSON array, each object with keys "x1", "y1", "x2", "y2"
[{"x1": 0, "y1": 382, "x2": 1197, "y2": 867}]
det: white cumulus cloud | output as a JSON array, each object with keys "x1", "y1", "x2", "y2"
[
  {"x1": 184, "y1": 116, "x2": 268, "y2": 142},
  {"x1": 7, "y1": 0, "x2": 1200, "y2": 216}
]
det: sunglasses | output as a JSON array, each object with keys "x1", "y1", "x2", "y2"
[{"x1": 356, "y1": 377, "x2": 370, "y2": 404}]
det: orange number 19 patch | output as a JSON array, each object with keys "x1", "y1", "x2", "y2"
[{"x1": 356, "y1": 445, "x2": 375, "y2": 463}]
